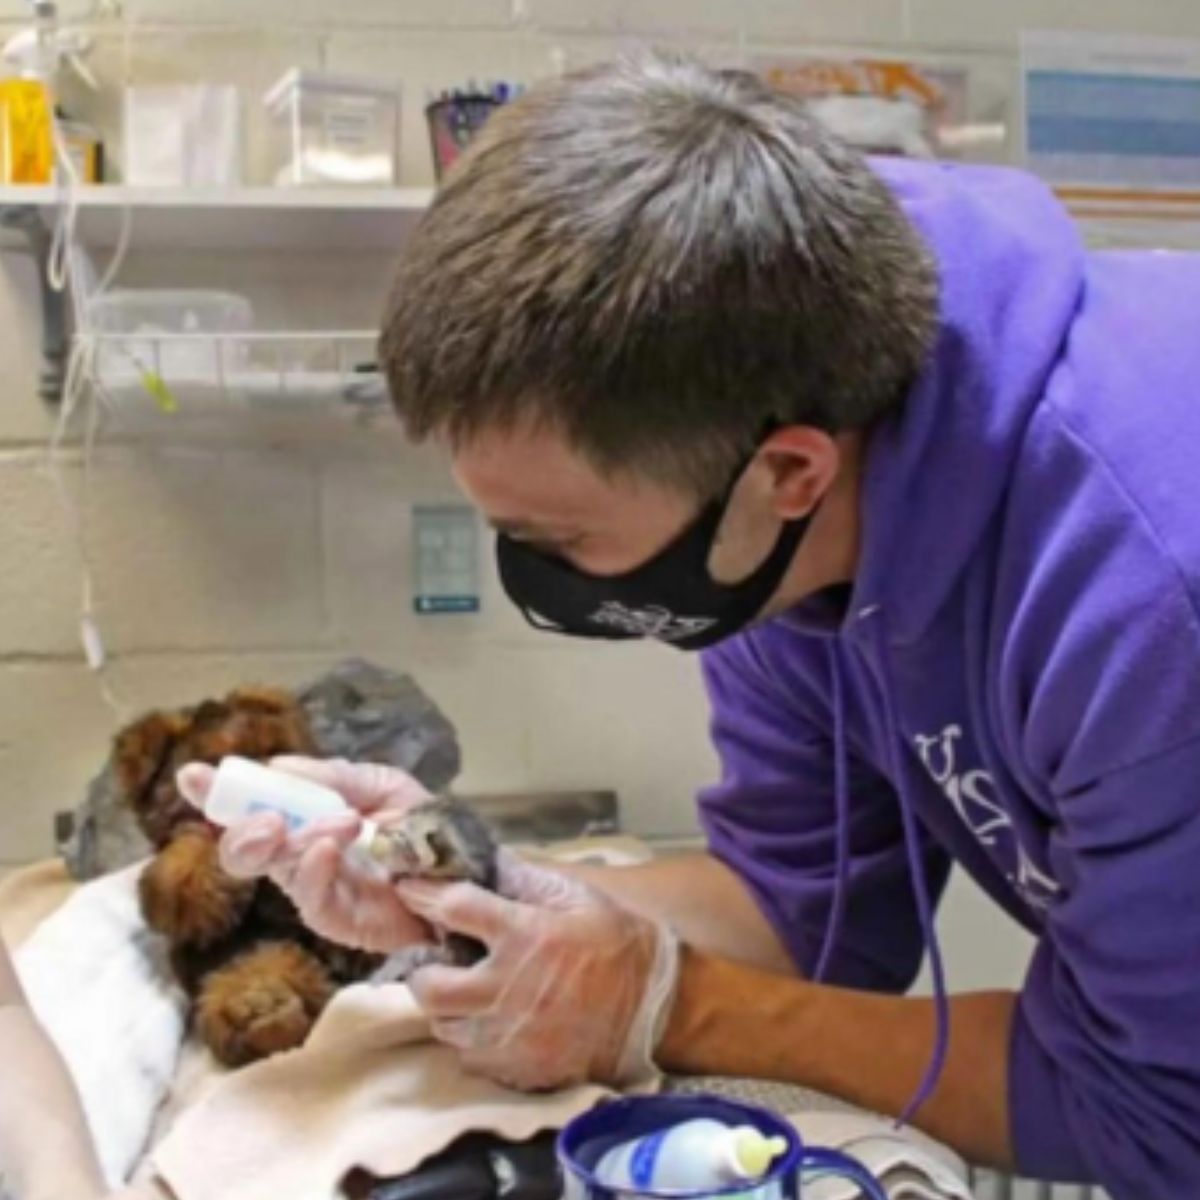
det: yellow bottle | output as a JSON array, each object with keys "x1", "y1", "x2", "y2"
[{"x1": 0, "y1": 77, "x2": 53, "y2": 183}]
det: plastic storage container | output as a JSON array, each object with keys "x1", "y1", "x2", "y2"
[
  {"x1": 87, "y1": 289, "x2": 253, "y2": 398},
  {"x1": 264, "y1": 68, "x2": 400, "y2": 187}
]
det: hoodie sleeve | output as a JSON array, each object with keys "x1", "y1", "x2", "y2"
[
  {"x1": 698, "y1": 632, "x2": 950, "y2": 992},
  {"x1": 997, "y1": 409, "x2": 1200, "y2": 1193},
  {"x1": 1009, "y1": 737, "x2": 1200, "y2": 1194}
]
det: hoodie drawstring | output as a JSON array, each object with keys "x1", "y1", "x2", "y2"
[
  {"x1": 821, "y1": 612, "x2": 950, "y2": 1126},
  {"x1": 814, "y1": 642, "x2": 851, "y2": 982},
  {"x1": 871, "y1": 611, "x2": 951, "y2": 1125}
]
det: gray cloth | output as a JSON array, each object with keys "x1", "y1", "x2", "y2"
[
  {"x1": 56, "y1": 761, "x2": 145, "y2": 886},
  {"x1": 297, "y1": 658, "x2": 460, "y2": 791},
  {"x1": 58, "y1": 659, "x2": 461, "y2": 881}
]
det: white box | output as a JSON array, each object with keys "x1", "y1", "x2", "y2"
[{"x1": 123, "y1": 85, "x2": 242, "y2": 187}]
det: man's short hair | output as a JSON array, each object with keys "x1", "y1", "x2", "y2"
[{"x1": 381, "y1": 51, "x2": 938, "y2": 497}]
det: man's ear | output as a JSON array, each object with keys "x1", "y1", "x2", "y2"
[{"x1": 757, "y1": 426, "x2": 840, "y2": 520}]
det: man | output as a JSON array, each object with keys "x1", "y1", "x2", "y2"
[{"x1": 191, "y1": 54, "x2": 1200, "y2": 1198}]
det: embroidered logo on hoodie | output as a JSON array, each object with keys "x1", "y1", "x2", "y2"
[{"x1": 915, "y1": 724, "x2": 1060, "y2": 913}]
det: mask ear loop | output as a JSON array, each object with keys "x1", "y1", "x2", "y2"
[
  {"x1": 705, "y1": 415, "x2": 816, "y2": 578},
  {"x1": 714, "y1": 416, "x2": 787, "y2": 506}
]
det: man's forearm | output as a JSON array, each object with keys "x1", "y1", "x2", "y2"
[
  {"x1": 552, "y1": 850, "x2": 1015, "y2": 1166},
  {"x1": 556, "y1": 851, "x2": 795, "y2": 975},
  {"x1": 659, "y1": 947, "x2": 1016, "y2": 1172}
]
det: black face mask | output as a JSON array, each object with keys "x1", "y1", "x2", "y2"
[{"x1": 496, "y1": 447, "x2": 816, "y2": 652}]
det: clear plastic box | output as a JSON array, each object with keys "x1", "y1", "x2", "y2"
[
  {"x1": 87, "y1": 289, "x2": 254, "y2": 395},
  {"x1": 264, "y1": 68, "x2": 401, "y2": 187}
]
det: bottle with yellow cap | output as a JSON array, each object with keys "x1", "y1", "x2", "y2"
[{"x1": 593, "y1": 1117, "x2": 788, "y2": 1194}]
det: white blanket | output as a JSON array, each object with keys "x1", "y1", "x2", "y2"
[{"x1": 14, "y1": 862, "x2": 187, "y2": 1189}]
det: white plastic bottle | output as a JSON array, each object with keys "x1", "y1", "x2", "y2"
[
  {"x1": 203, "y1": 756, "x2": 381, "y2": 862},
  {"x1": 593, "y1": 1118, "x2": 787, "y2": 1193}
]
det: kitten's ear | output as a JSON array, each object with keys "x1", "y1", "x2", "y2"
[{"x1": 112, "y1": 710, "x2": 189, "y2": 806}]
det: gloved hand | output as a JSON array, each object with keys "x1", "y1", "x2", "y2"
[
  {"x1": 397, "y1": 851, "x2": 680, "y2": 1092},
  {"x1": 176, "y1": 757, "x2": 434, "y2": 954}
]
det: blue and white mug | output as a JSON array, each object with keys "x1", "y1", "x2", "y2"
[{"x1": 559, "y1": 1094, "x2": 889, "y2": 1199}]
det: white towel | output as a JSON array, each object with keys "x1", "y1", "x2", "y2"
[
  {"x1": 151, "y1": 982, "x2": 620, "y2": 1200},
  {"x1": 14, "y1": 862, "x2": 187, "y2": 1189}
]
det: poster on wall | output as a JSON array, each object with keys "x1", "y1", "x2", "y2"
[
  {"x1": 411, "y1": 505, "x2": 481, "y2": 615},
  {"x1": 754, "y1": 57, "x2": 973, "y2": 160},
  {"x1": 1020, "y1": 31, "x2": 1200, "y2": 247}
]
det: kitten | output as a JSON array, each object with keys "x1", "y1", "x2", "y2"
[{"x1": 366, "y1": 797, "x2": 499, "y2": 984}]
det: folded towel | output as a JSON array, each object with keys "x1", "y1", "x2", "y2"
[
  {"x1": 152, "y1": 982, "x2": 625, "y2": 1200},
  {"x1": 13, "y1": 862, "x2": 188, "y2": 1189}
]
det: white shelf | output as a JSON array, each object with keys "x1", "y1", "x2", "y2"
[{"x1": 0, "y1": 184, "x2": 434, "y2": 251}]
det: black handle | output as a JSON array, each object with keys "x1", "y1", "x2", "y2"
[{"x1": 366, "y1": 1131, "x2": 561, "y2": 1200}]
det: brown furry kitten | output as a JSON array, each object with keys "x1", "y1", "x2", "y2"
[{"x1": 117, "y1": 687, "x2": 381, "y2": 1067}]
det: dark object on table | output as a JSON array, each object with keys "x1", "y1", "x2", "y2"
[{"x1": 364, "y1": 1131, "x2": 561, "y2": 1200}]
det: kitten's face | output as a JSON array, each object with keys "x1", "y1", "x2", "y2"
[{"x1": 372, "y1": 799, "x2": 497, "y2": 887}]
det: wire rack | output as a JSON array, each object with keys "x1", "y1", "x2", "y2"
[{"x1": 77, "y1": 329, "x2": 387, "y2": 414}]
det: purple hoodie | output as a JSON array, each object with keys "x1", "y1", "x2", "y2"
[{"x1": 699, "y1": 157, "x2": 1200, "y2": 1198}]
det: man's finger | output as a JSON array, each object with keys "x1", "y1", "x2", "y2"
[
  {"x1": 494, "y1": 851, "x2": 583, "y2": 909},
  {"x1": 397, "y1": 880, "x2": 521, "y2": 944},
  {"x1": 218, "y1": 813, "x2": 287, "y2": 878},
  {"x1": 408, "y1": 961, "x2": 497, "y2": 1017},
  {"x1": 287, "y1": 812, "x2": 361, "y2": 855},
  {"x1": 176, "y1": 762, "x2": 215, "y2": 810},
  {"x1": 429, "y1": 1015, "x2": 476, "y2": 1049},
  {"x1": 291, "y1": 838, "x2": 344, "y2": 922}
]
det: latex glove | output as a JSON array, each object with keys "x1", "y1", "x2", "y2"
[
  {"x1": 398, "y1": 851, "x2": 680, "y2": 1092},
  {"x1": 176, "y1": 757, "x2": 433, "y2": 954}
]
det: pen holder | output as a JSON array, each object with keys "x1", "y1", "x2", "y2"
[{"x1": 426, "y1": 93, "x2": 502, "y2": 181}]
